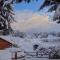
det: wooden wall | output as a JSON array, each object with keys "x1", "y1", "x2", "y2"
[{"x1": 0, "y1": 38, "x2": 12, "y2": 50}]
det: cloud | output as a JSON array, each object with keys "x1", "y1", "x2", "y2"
[
  {"x1": 14, "y1": 10, "x2": 33, "y2": 21},
  {"x1": 11, "y1": 11, "x2": 60, "y2": 32}
]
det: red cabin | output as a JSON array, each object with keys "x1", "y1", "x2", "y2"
[{"x1": 0, "y1": 38, "x2": 12, "y2": 50}]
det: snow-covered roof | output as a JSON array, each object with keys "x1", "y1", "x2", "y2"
[
  {"x1": 0, "y1": 35, "x2": 21, "y2": 45},
  {"x1": 0, "y1": 36, "x2": 30, "y2": 49}
]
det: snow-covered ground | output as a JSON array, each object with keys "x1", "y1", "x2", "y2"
[
  {"x1": 25, "y1": 58, "x2": 58, "y2": 60},
  {"x1": 0, "y1": 35, "x2": 60, "y2": 60}
]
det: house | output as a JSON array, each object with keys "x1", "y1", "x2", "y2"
[
  {"x1": 0, "y1": 37, "x2": 13, "y2": 60},
  {"x1": 0, "y1": 38, "x2": 12, "y2": 50},
  {"x1": 0, "y1": 36, "x2": 25, "y2": 60}
]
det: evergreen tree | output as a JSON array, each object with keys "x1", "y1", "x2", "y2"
[
  {"x1": 40, "y1": 0, "x2": 60, "y2": 23},
  {"x1": 0, "y1": 0, "x2": 14, "y2": 35},
  {"x1": 0, "y1": 0, "x2": 37, "y2": 35}
]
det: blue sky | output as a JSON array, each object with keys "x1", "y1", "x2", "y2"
[{"x1": 14, "y1": 0, "x2": 44, "y2": 12}]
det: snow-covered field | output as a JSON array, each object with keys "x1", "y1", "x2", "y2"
[
  {"x1": 25, "y1": 58, "x2": 59, "y2": 60},
  {"x1": 0, "y1": 35, "x2": 60, "y2": 60}
]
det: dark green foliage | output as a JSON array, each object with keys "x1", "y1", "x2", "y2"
[
  {"x1": 33, "y1": 44, "x2": 39, "y2": 50},
  {"x1": 12, "y1": 44, "x2": 19, "y2": 48},
  {"x1": 39, "y1": 0, "x2": 60, "y2": 23},
  {"x1": 16, "y1": 0, "x2": 22, "y2": 3},
  {"x1": 0, "y1": 20, "x2": 7, "y2": 30},
  {"x1": 48, "y1": 4, "x2": 58, "y2": 12},
  {"x1": 15, "y1": 0, "x2": 38, "y2": 3},
  {"x1": 40, "y1": 0, "x2": 51, "y2": 9},
  {"x1": 49, "y1": 50, "x2": 60, "y2": 59},
  {"x1": 53, "y1": 0, "x2": 60, "y2": 2},
  {"x1": 0, "y1": 0, "x2": 14, "y2": 35},
  {"x1": 40, "y1": 0, "x2": 58, "y2": 11}
]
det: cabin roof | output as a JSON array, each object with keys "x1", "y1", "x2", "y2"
[
  {"x1": 0, "y1": 36, "x2": 16, "y2": 44},
  {"x1": 0, "y1": 36, "x2": 19, "y2": 48},
  {"x1": 0, "y1": 38, "x2": 12, "y2": 44}
]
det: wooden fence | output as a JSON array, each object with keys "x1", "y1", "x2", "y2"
[
  {"x1": 24, "y1": 51, "x2": 49, "y2": 58},
  {"x1": 11, "y1": 51, "x2": 49, "y2": 60}
]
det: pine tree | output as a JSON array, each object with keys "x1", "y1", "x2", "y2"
[
  {"x1": 0, "y1": 0, "x2": 37, "y2": 35},
  {"x1": 0, "y1": 0, "x2": 14, "y2": 35},
  {"x1": 40, "y1": 0, "x2": 60, "y2": 23}
]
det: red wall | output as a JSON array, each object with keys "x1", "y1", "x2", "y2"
[{"x1": 0, "y1": 38, "x2": 12, "y2": 50}]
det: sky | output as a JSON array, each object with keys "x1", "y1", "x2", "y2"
[
  {"x1": 14, "y1": 0, "x2": 44, "y2": 12},
  {"x1": 11, "y1": 0, "x2": 60, "y2": 32}
]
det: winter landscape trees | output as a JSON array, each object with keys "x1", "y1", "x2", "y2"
[
  {"x1": 1, "y1": 1, "x2": 60, "y2": 36},
  {"x1": 15, "y1": 0, "x2": 60, "y2": 23},
  {"x1": 40, "y1": 0, "x2": 60, "y2": 23},
  {"x1": 0, "y1": 0, "x2": 60, "y2": 34},
  {"x1": 0, "y1": 0, "x2": 60, "y2": 59}
]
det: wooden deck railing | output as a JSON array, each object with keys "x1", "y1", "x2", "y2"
[{"x1": 11, "y1": 51, "x2": 49, "y2": 60}]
